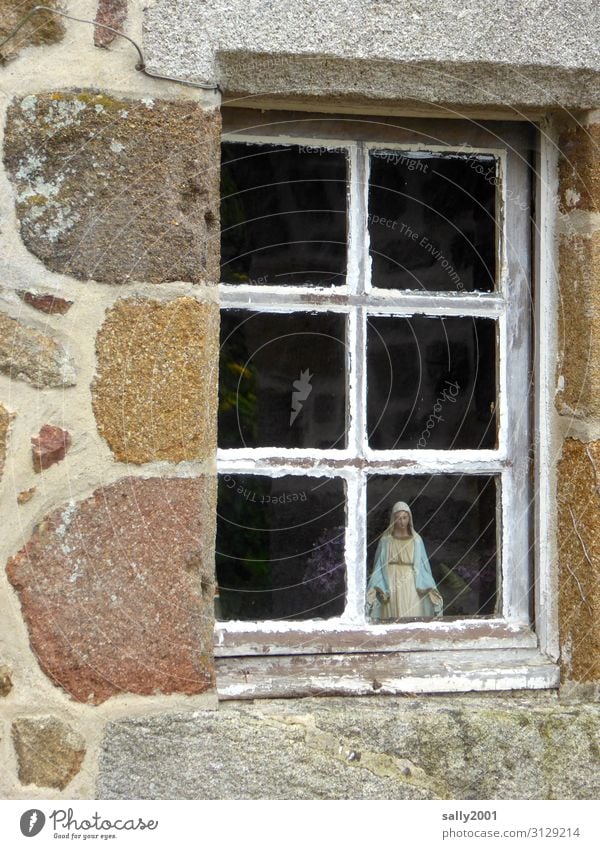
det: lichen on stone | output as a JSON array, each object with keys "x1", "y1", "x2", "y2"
[
  {"x1": 0, "y1": 310, "x2": 76, "y2": 388},
  {"x1": 3, "y1": 90, "x2": 221, "y2": 285}
]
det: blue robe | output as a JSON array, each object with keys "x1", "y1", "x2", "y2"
[{"x1": 366, "y1": 533, "x2": 443, "y2": 620}]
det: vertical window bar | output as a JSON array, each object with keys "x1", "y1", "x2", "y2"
[
  {"x1": 346, "y1": 142, "x2": 362, "y2": 295},
  {"x1": 359, "y1": 143, "x2": 371, "y2": 295},
  {"x1": 501, "y1": 141, "x2": 532, "y2": 623},
  {"x1": 344, "y1": 470, "x2": 365, "y2": 623}
]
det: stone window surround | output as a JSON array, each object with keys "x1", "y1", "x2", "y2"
[{"x1": 214, "y1": 108, "x2": 560, "y2": 699}]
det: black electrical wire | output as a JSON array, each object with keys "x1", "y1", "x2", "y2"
[{"x1": 0, "y1": 5, "x2": 221, "y2": 92}]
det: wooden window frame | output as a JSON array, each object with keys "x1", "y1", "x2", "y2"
[{"x1": 215, "y1": 109, "x2": 559, "y2": 698}]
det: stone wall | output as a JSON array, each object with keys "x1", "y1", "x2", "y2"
[
  {"x1": 0, "y1": 0, "x2": 599, "y2": 800},
  {"x1": 0, "y1": 0, "x2": 220, "y2": 799},
  {"x1": 556, "y1": 113, "x2": 600, "y2": 693}
]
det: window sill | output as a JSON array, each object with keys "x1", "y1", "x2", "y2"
[
  {"x1": 214, "y1": 620, "x2": 559, "y2": 699},
  {"x1": 215, "y1": 645, "x2": 559, "y2": 699}
]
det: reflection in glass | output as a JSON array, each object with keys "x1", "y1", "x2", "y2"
[
  {"x1": 369, "y1": 152, "x2": 497, "y2": 292},
  {"x1": 221, "y1": 142, "x2": 348, "y2": 286},
  {"x1": 367, "y1": 475, "x2": 499, "y2": 618},
  {"x1": 367, "y1": 315, "x2": 497, "y2": 450},
  {"x1": 219, "y1": 310, "x2": 347, "y2": 450},
  {"x1": 216, "y1": 474, "x2": 346, "y2": 620}
]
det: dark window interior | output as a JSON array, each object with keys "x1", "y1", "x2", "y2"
[
  {"x1": 221, "y1": 142, "x2": 348, "y2": 286},
  {"x1": 367, "y1": 315, "x2": 497, "y2": 450},
  {"x1": 216, "y1": 474, "x2": 346, "y2": 621},
  {"x1": 219, "y1": 310, "x2": 347, "y2": 450},
  {"x1": 369, "y1": 152, "x2": 497, "y2": 292}
]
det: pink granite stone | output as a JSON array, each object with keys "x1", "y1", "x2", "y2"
[
  {"x1": 6, "y1": 477, "x2": 216, "y2": 704},
  {"x1": 31, "y1": 424, "x2": 71, "y2": 472},
  {"x1": 19, "y1": 291, "x2": 73, "y2": 315},
  {"x1": 94, "y1": 0, "x2": 128, "y2": 48}
]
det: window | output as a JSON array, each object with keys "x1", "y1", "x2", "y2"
[{"x1": 215, "y1": 110, "x2": 557, "y2": 697}]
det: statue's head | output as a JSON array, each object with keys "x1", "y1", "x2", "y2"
[{"x1": 389, "y1": 501, "x2": 414, "y2": 536}]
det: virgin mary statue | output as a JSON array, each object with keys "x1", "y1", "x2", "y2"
[{"x1": 366, "y1": 501, "x2": 443, "y2": 621}]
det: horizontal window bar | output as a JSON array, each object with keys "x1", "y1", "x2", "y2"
[
  {"x1": 219, "y1": 286, "x2": 505, "y2": 316},
  {"x1": 214, "y1": 619, "x2": 536, "y2": 655}
]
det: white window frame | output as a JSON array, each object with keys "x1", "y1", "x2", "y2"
[{"x1": 215, "y1": 110, "x2": 559, "y2": 698}]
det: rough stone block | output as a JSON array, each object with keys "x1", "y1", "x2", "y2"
[
  {"x1": 3, "y1": 91, "x2": 220, "y2": 285},
  {"x1": 18, "y1": 291, "x2": 73, "y2": 315},
  {"x1": 558, "y1": 439, "x2": 600, "y2": 683},
  {"x1": 0, "y1": 665, "x2": 12, "y2": 697},
  {"x1": 0, "y1": 0, "x2": 65, "y2": 64},
  {"x1": 17, "y1": 486, "x2": 36, "y2": 504},
  {"x1": 12, "y1": 717, "x2": 85, "y2": 790},
  {"x1": 31, "y1": 424, "x2": 71, "y2": 472},
  {"x1": 97, "y1": 696, "x2": 600, "y2": 799},
  {"x1": 6, "y1": 476, "x2": 216, "y2": 704},
  {"x1": 92, "y1": 297, "x2": 219, "y2": 464},
  {"x1": 557, "y1": 233, "x2": 600, "y2": 418},
  {"x1": 94, "y1": 0, "x2": 127, "y2": 48},
  {"x1": 0, "y1": 311, "x2": 76, "y2": 388},
  {"x1": 0, "y1": 403, "x2": 10, "y2": 481},
  {"x1": 559, "y1": 123, "x2": 600, "y2": 212}
]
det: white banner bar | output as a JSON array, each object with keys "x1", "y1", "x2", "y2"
[{"x1": 0, "y1": 800, "x2": 598, "y2": 849}]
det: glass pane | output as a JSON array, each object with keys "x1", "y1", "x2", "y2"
[
  {"x1": 221, "y1": 142, "x2": 347, "y2": 286},
  {"x1": 366, "y1": 475, "x2": 498, "y2": 620},
  {"x1": 367, "y1": 315, "x2": 497, "y2": 450},
  {"x1": 216, "y1": 474, "x2": 346, "y2": 621},
  {"x1": 368, "y1": 151, "x2": 497, "y2": 292},
  {"x1": 219, "y1": 310, "x2": 347, "y2": 450}
]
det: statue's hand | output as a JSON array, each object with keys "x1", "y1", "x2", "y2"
[
  {"x1": 428, "y1": 589, "x2": 443, "y2": 607},
  {"x1": 375, "y1": 587, "x2": 389, "y2": 603}
]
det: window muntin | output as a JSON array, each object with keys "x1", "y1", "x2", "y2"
[{"x1": 217, "y1": 116, "x2": 531, "y2": 658}]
